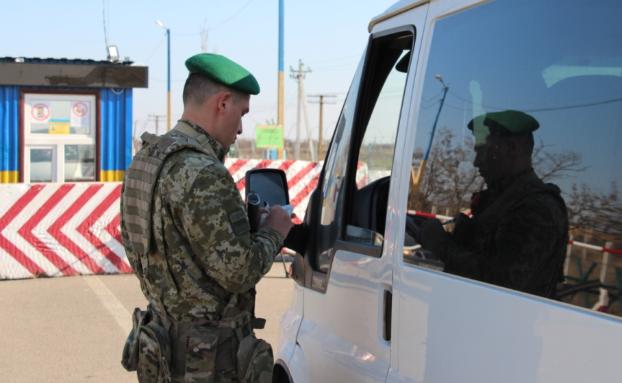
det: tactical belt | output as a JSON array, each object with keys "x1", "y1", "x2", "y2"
[{"x1": 148, "y1": 307, "x2": 254, "y2": 378}]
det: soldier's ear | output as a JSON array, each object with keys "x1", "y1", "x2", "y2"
[{"x1": 214, "y1": 91, "x2": 233, "y2": 114}]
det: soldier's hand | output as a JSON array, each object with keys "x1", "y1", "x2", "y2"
[
  {"x1": 262, "y1": 205, "x2": 294, "y2": 239},
  {"x1": 453, "y1": 213, "x2": 477, "y2": 244}
]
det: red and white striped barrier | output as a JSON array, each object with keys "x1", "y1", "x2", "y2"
[
  {"x1": 225, "y1": 158, "x2": 369, "y2": 220},
  {"x1": 0, "y1": 159, "x2": 368, "y2": 279},
  {"x1": 225, "y1": 159, "x2": 322, "y2": 221},
  {"x1": 407, "y1": 210, "x2": 454, "y2": 222},
  {"x1": 568, "y1": 239, "x2": 622, "y2": 256},
  {"x1": 0, "y1": 183, "x2": 129, "y2": 279}
]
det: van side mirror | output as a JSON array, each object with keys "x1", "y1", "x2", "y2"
[
  {"x1": 245, "y1": 169, "x2": 290, "y2": 233},
  {"x1": 245, "y1": 168, "x2": 290, "y2": 206}
]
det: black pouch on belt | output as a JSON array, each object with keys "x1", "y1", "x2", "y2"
[
  {"x1": 236, "y1": 333, "x2": 274, "y2": 383},
  {"x1": 121, "y1": 307, "x2": 172, "y2": 383},
  {"x1": 122, "y1": 307, "x2": 148, "y2": 371}
]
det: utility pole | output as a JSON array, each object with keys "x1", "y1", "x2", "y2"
[
  {"x1": 277, "y1": 0, "x2": 284, "y2": 159},
  {"x1": 290, "y1": 59, "x2": 312, "y2": 160},
  {"x1": 148, "y1": 114, "x2": 166, "y2": 135},
  {"x1": 200, "y1": 19, "x2": 208, "y2": 52},
  {"x1": 155, "y1": 20, "x2": 171, "y2": 131},
  {"x1": 308, "y1": 94, "x2": 336, "y2": 159},
  {"x1": 412, "y1": 74, "x2": 449, "y2": 189}
]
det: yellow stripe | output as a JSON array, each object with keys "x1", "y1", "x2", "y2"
[
  {"x1": 100, "y1": 170, "x2": 125, "y2": 182},
  {"x1": 0, "y1": 171, "x2": 19, "y2": 183},
  {"x1": 410, "y1": 160, "x2": 426, "y2": 193}
]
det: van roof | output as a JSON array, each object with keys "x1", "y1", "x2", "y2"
[{"x1": 369, "y1": 0, "x2": 429, "y2": 32}]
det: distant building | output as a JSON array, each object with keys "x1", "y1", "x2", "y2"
[{"x1": 0, "y1": 57, "x2": 148, "y2": 183}]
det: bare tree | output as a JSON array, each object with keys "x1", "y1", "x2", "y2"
[
  {"x1": 567, "y1": 182, "x2": 622, "y2": 241},
  {"x1": 409, "y1": 129, "x2": 483, "y2": 214},
  {"x1": 409, "y1": 130, "x2": 589, "y2": 219},
  {"x1": 532, "y1": 140, "x2": 585, "y2": 182}
]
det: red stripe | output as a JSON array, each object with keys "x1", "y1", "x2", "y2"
[
  {"x1": 286, "y1": 163, "x2": 317, "y2": 190},
  {"x1": 227, "y1": 159, "x2": 248, "y2": 179},
  {"x1": 281, "y1": 161, "x2": 303, "y2": 224},
  {"x1": 291, "y1": 172, "x2": 321, "y2": 207},
  {"x1": 106, "y1": 214, "x2": 121, "y2": 243},
  {"x1": 605, "y1": 247, "x2": 622, "y2": 256},
  {"x1": 255, "y1": 159, "x2": 272, "y2": 169},
  {"x1": 279, "y1": 160, "x2": 294, "y2": 172},
  {"x1": 414, "y1": 211, "x2": 437, "y2": 219},
  {"x1": 78, "y1": 184, "x2": 132, "y2": 273},
  {"x1": 0, "y1": 185, "x2": 46, "y2": 276},
  {"x1": 288, "y1": 163, "x2": 321, "y2": 207},
  {"x1": 48, "y1": 184, "x2": 105, "y2": 274},
  {"x1": 18, "y1": 184, "x2": 78, "y2": 276}
]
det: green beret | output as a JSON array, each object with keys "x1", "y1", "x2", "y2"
[
  {"x1": 185, "y1": 53, "x2": 260, "y2": 95},
  {"x1": 468, "y1": 110, "x2": 539, "y2": 145}
]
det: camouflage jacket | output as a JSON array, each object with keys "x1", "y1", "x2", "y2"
[
  {"x1": 121, "y1": 121, "x2": 283, "y2": 322},
  {"x1": 443, "y1": 169, "x2": 568, "y2": 298}
]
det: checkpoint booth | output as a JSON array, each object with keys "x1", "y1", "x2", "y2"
[
  {"x1": 0, "y1": 57, "x2": 147, "y2": 280},
  {"x1": 0, "y1": 57, "x2": 148, "y2": 183}
]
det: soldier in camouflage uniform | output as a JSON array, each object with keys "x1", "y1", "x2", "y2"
[
  {"x1": 120, "y1": 53, "x2": 293, "y2": 382},
  {"x1": 419, "y1": 110, "x2": 568, "y2": 298}
]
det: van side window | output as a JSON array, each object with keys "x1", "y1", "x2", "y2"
[
  {"x1": 404, "y1": 0, "x2": 622, "y2": 316},
  {"x1": 314, "y1": 30, "x2": 414, "y2": 272},
  {"x1": 345, "y1": 40, "x2": 411, "y2": 250}
]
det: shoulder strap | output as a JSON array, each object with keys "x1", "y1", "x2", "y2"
[
  {"x1": 476, "y1": 175, "x2": 566, "y2": 230},
  {"x1": 122, "y1": 129, "x2": 216, "y2": 261}
]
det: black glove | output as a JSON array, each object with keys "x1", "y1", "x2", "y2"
[
  {"x1": 452, "y1": 213, "x2": 478, "y2": 245},
  {"x1": 419, "y1": 218, "x2": 450, "y2": 258}
]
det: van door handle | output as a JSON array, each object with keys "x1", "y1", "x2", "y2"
[{"x1": 383, "y1": 289, "x2": 392, "y2": 341}]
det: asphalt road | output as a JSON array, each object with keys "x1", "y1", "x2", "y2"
[{"x1": 0, "y1": 262, "x2": 294, "y2": 383}]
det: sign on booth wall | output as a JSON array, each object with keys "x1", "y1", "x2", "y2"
[
  {"x1": 23, "y1": 93, "x2": 97, "y2": 183},
  {"x1": 28, "y1": 97, "x2": 92, "y2": 135}
]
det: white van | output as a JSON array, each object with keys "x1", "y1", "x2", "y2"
[{"x1": 257, "y1": 0, "x2": 622, "y2": 381}]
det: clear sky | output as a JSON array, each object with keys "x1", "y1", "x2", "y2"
[{"x1": 1, "y1": 0, "x2": 397, "y2": 142}]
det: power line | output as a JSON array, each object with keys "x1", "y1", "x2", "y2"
[
  {"x1": 172, "y1": 1, "x2": 256, "y2": 39},
  {"x1": 213, "y1": 0, "x2": 255, "y2": 29},
  {"x1": 446, "y1": 90, "x2": 622, "y2": 113},
  {"x1": 143, "y1": 34, "x2": 166, "y2": 64}
]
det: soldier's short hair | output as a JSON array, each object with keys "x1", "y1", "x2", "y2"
[
  {"x1": 182, "y1": 73, "x2": 224, "y2": 105},
  {"x1": 182, "y1": 73, "x2": 246, "y2": 106}
]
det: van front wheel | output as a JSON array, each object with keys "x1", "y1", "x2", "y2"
[{"x1": 272, "y1": 363, "x2": 292, "y2": 383}]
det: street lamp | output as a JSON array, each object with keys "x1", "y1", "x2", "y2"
[
  {"x1": 412, "y1": 74, "x2": 450, "y2": 188},
  {"x1": 156, "y1": 20, "x2": 171, "y2": 131},
  {"x1": 425, "y1": 74, "x2": 449, "y2": 160}
]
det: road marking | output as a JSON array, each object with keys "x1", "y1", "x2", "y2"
[{"x1": 84, "y1": 275, "x2": 132, "y2": 334}]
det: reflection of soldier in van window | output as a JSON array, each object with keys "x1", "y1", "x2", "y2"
[{"x1": 419, "y1": 110, "x2": 569, "y2": 298}]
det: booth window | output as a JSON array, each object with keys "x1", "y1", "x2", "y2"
[{"x1": 23, "y1": 93, "x2": 96, "y2": 183}]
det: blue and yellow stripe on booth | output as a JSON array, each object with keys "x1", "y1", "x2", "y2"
[
  {"x1": 100, "y1": 170, "x2": 125, "y2": 182},
  {"x1": 0, "y1": 170, "x2": 18, "y2": 183},
  {"x1": 100, "y1": 88, "x2": 133, "y2": 182},
  {"x1": 1, "y1": 86, "x2": 19, "y2": 183}
]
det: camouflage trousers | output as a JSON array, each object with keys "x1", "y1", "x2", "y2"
[
  {"x1": 170, "y1": 327, "x2": 273, "y2": 383},
  {"x1": 122, "y1": 307, "x2": 274, "y2": 383}
]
